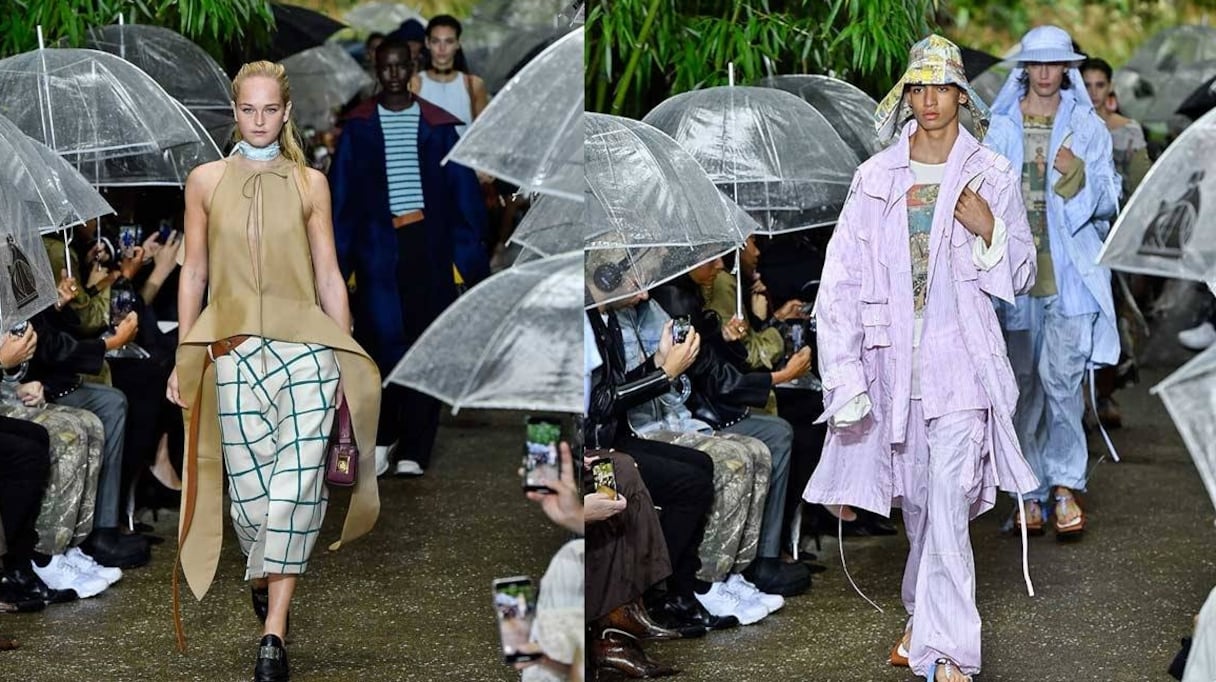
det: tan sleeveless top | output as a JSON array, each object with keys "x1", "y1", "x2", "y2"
[{"x1": 175, "y1": 157, "x2": 381, "y2": 601}]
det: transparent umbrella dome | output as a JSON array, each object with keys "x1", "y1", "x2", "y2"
[
  {"x1": 1099, "y1": 105, "x2": 1216, "y2": 281},
  {"x1": 445, "y1": 27, "x2": 582, "y2": 200},
  {"x1": 1152, "y1": 342, "x2": 1216, "y2": 513},
  {"x1": 0, "y1": 193, "x2": 59, "y2": 331},
  {"x1": 0, "y1": 112, "x2": 112, "y2": 233},
  {"x1": 0, "y1": 48, "x2": 200, "y2": 160},
  {"x1": 508, "y1": 194, "x2": 582, "y2": 258},
  {"x1": 81, "y1": 100, "x2": 222, "y2": 187},
  {"x1": 281, "y1": 44, "x2": 373, "y2": 133},
  {"x1": 585, "y1": 113, "x2": 758, "y2": 309},
  {"x1": 386, "y1": 251, "x2": 583, "y2": 414},
  {"x1": 754, "y1": 74, "x2": 882, "y2": 161},
  {"x1": 643, "y1": 86, "x2": 860, "y2": 234},
  {"x1": 471, "y1": 0, "x2": 571, "y2": 28},
  {"x1": 1114, "y1": 25, "x2": 1216, "y2": 127},
  {"x1": 342, "y1": 2, "x2": 426, "y2": 34}
]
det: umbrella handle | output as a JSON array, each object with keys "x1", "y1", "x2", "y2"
[{"x1": 63, "y1": 229, "x2": 72, "y2": 280}]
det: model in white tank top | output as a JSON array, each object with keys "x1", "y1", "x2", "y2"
[{"x1": 417, "y1": 71, "x2": 473, "y2": 136}]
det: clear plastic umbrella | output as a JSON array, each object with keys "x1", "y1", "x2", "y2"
[
  {"x1": 642, "y1": 86, "x2": 860, "y2": 234},
  {"x1": 1152, "y1": 343, "x2": 1216, "y2": 512},
  {"x1": 79, "y1": 24, "x2": 233, "y2": 146},
  {"x1": 471, "y1": 0, "x2": 570, "y2": 28},
  {"x1": 465, "y1": 25, "x2": 562, "y2": 95},
  {"x1": 83, "y1": 100, "x2": 222, "y2": 187},
  {"x1": 342, "y1": 2, "x2": 426, "y2": 35},
  {"x1": 281, "y1": 44, "x2": 374, "y2": 132},
  {"x1": 754, "y1": 74, "x2": 882, "y2": 161},
  {"x1": 585, "y1": 113, "x2": 758, "y2": 309},
  {"x1": 1099, "y1": 105, "x2": 1216, "y2": 281},
  {"x1": 386, "y1": 251, "x2": 582, "y2": 413},
  {"x1": 0, "y1": 113, "x2": 113, "y2": 234},
  {"x1": 0, "y1": 47, "x2": 199, "y2": 161},
  {"x1": 445, "y1": 28, "x2": 581, "y2": 200},
  {"x1": 507, "y1": 194, "x2": 581, "y2": 258},
  {"x1": 1114, "y1": 26, "x2": 1216, "y2": 131},
  {"x1": 0, "y1": 193, "x2": 59, "y2": 331}
]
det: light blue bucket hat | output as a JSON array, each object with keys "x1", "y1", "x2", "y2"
[{"x1": 1010, "y1": 25, "x2": 1086, "y2": 64}]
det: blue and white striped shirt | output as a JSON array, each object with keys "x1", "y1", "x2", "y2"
[{"x1": 379, "y1": 104, "x2": 425, "y2": 214}]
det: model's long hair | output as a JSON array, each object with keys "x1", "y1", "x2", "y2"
[
  {"x1": 230, "y1": 61, "x2": 308, "y2": 171},
  {"x1": 425, "y1": 14, "x2": 470, "y2": 74}
]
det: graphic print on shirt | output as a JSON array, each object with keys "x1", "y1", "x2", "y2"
[
  {"x1": 906, "y1": 183, "x2": 939, "y2": 316},
  {"x1": 1021, "y1": 114, "x2": 1056, "y2": 296}
]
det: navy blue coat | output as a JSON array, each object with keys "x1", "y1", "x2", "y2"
[{"x1": 330, "y1": 96, "x2": 489, "y2": 374}]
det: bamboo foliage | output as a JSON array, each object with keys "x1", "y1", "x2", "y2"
[
  {"x1": 0, "y1": 0, "x2": 274, "y2": 59},
  {"x1": 586, "y1": 0, "x2": 938, "y2": 118}
]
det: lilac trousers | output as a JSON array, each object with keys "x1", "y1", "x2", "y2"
[{"x1": 894, "y1": 400, "x2": 986, "y2": 677}]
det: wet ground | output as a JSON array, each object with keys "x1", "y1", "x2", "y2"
[{"x1": 1, "y1": 410, "x2": 572, "y2": 682}]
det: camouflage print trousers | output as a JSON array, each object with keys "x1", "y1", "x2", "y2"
[
  {"x1": 0, "y1": 403, "x2": 104, "y2": 555},
  {"x1": 643, "y1": 429, "x2": 771, "y2": 582}
]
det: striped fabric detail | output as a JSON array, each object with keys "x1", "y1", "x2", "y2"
[{"x1": 379, "y1": 104, "x2": 425, "y2": 215}]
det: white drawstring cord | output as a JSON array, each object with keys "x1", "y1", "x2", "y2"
[
  {"x1": 838, "y1": 516, "x2": 885, "y2": 613},
  {"x1": 1087, "y1": 367, "x2": 1120, "y2": 463}
]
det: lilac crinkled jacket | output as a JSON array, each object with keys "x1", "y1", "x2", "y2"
[{"x1": 804, "y1": 122, "x2": 1039, "y2": 519}]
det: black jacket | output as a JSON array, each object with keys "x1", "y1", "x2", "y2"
[
  {"x1": 27, "y1": 309, "x2": 107, "y2": 400},
  {"x1": 586, "y1": 310, "x2": 675, "y2": 449}
]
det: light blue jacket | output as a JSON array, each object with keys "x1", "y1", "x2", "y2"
[{"x1": 983, "y1": 70, "x2": 1121, "y2": 366}]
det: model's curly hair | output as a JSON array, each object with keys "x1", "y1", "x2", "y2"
[{"x1": 230, "y1": 61, "x2": 308, "y2": 170}]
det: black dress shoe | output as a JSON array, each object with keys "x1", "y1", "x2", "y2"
[
  {"x1": 254, "y1": 634, "x2": 290, "y2": 682},
  {"x1": 83, "y1": 530, "x2": 150, "y2": 568},
  {"x1": 0, "y1": 582, "x2": 46, "y2": 613},
  {"x1": 602, "y1": 601, "x2": 686, "y2": 640},
  {"x1": 0, "y1": 566, "x2": 76, "y2": 605},
  {"x1": 649, "y1": 594, "x2": 737, "y2": 632},
  {"x1": 742, "y1": 558, "x2": 811, "y2": 597}
]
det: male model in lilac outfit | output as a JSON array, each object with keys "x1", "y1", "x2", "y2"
[{"x1": 804, "y1": 35, "x2": 1039, "y2": 680}]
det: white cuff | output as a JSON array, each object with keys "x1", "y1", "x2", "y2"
[
  {"x1": 831, "y1": 392, "x2": 872, "y2": 427},
  {"x1": 972, "y1": 216, "x2": 1008, "y2": 271}
]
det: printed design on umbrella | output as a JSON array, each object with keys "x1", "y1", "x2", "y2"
[
  {"x1": 1138, "y1": 169, "x2": 1204, "y2": 258},
  {"x1": 5, "y1": 235, "x2": 38, "y2": 308}
]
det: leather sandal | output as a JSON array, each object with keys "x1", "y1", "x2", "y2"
[
  {"x1": 1011, "y1": 498, "x2": 1045, "y2": 536},
  {"x1": 929, "y1": 657, "x2": 972, "y2": 682},
  {"x1": 1053, "y1": 488, "x2": 1086, "y2": 538},
  {"x1": 888, "y1": 619, "x2": 911, "y2": 667}
]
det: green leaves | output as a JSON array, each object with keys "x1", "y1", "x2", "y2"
[
  {"x1": 587, "y1": 0, "x2": 936, "y2": 118},
  {"x1": 0, "y1": 0, "x2": 274, "y2": 60}
]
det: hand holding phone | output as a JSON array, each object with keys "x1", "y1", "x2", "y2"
[
  {"x1": 492, "y1": 577, "x2": 541, "y2": 664},
  {"x1": 592, "y1": 458, "x2": 618, "y2": 500},
  {"x1": 523, "y1": 417, "x2": 562, "y2": 494}
]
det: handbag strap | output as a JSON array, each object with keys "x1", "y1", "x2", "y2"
[{"x1": 336, "y1": 400, "x2": 355, "y2": 444}]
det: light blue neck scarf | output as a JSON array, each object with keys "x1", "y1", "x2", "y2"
[{"x1": 233, "y1": 140, "x2": 281, "y2": 161}]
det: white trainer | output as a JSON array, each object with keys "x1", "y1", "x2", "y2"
[
  {"x1": 395, "y1": 459, "x2": 424, "y2": 477},
  {"x1": 31, "y1": 555, "x2": 108, "y2": 598},
  {"x1": 1179, "y1": 321, "x2": 1216, "y2": 351},
  {"x1": 374, "y1": 446, "x2": 391, "y2": 477},
  {"x1": 727, "y1": 573, "x2": 784, "y2": 612},
  {"x1": 65, "y1": 547, "x2": 122, "y2": 585},
  {"x1": 694, "y1": 581, "x2": 768, "y2": 625}
]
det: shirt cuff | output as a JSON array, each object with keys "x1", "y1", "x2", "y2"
[
  {"x1": 831, "y1": 392, "x2": 872, "y2": 427},
  {"x1": 1053, "y1": 157, "x2": 1087, "y2": 199},
  {"x1": 971, "y1": 216, "x2": 1008, "y2": 270}
]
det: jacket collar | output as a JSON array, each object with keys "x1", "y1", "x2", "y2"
[{"x1": 343, "y1": 95, "x2": 464, "y2": 127}]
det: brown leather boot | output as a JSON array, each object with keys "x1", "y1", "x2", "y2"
[
  {"x1": 602, "y1": 599, "x2": 683, "y2": 640},
  {"x1": 591, "y1": 629, "x2": 679, "y2": 679}
]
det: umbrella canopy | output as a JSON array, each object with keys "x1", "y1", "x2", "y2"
[
  {"x1": 79, "y1": 24, "x2": 233, "y2": 145},
  {"x1": 560, "y1": 1, "x2": 584, "y2": 26},
  {"x1": 0, "y1": 195, "x2": 59, "y2": 331},
  {"x1": 79, "y1": 100, "x2": 222, "y2": 187},
  {"x1": 386, "y1": 251, "x2": 582, "y2": 413},
  {"x1": 0, "y1": 113, "x2": 113, "y2": 233},
  {"x1": 585, "y1": 113, "x2": 758, "y2": 308},
  {"x1": 960, "y1": 46, "x2": 1003, "y2": 82},
  {"x1": 281, "y1": 44, "x2": 373, "y2": 132},
  {"x1": 264, "y1": 3, "x2": 347, "y2": 61},
  {"x1": 508, "y1": 194, "x2": 581, "y2": 258},
  {"x1": 1178, "y1": 74, "x2": 1216, "y2": 120},
  {"x1": 643, "y1": 86, "x2": 860, "y2": 234},
  {"x1": 0, "y1": 48, "x2": 200, "y2": 162},
  {"x1": 466, "y1": 25, "x2": 562, "y2": 95},
  {"x1": 445, "y1": 28, "x2": 582, "y2": 200},
  {"x1": 753, "y1": 74, "x2": 882, "y2": 161},
  {"x1": 1114, "y1": 25, "x2": 1216, "y2": 129},
  {"x1": 1152, "y1": 343, "x2": 1216, "y2": 513},
  {"x1": 342, "y1": 2, "x2": 426, "y2": 35},
  {"x1": 471, "y1": 0, "x2": 570, "y2": 28},
  {"x1": 1098, "y1": 105, "x2": 1216, "y2": 281}
]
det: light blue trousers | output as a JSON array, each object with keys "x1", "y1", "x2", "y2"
[{"x1": 1004, "y1": 295, "x2": 1096, "y2": 502}]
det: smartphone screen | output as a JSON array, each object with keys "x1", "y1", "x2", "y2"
[
  {"x1": 119, "y1": 225, "x2": 142, "y2": 257},
  {"x1": 523, "y1": 417, "x2": 561, "y2": 493},
  {"x1": 492, "y1": 576, "x2": 540, "y2": 663},
  {"x1": 592, "y1": 458, "x2": 618, "y2": 500}
]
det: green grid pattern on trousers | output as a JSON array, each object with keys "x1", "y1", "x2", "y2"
[{"x1": 214, "y1": 337, "x2": 339, "y2": 578}]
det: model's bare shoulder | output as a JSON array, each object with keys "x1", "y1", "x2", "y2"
[{"x1": 186, "y1": 159, "x2": 228, "y2": 203}]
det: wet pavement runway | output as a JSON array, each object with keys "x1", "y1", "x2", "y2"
[{"x1": 2, "y1": 410, "x2": 572, "y2": 681}]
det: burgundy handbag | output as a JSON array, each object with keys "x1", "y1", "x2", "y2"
[{"x1": 325, "y1": 401, "x2": 358, "y2": 487}]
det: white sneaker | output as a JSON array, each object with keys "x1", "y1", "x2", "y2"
[
  {"x1": 65, "y1": 547, "x2": 122, "y2": 585},
  {"x1": 694, "y1": 581, "x2": 768, "y2": 625},
  {"x1": 395, "y1": 459, "x2": 424, "y2": 477},
  {"x1": 727, "y1": 573, "x2": 784, "y2": 612},
  {"x1": 375, "y1": 443, "x2": 397, "y2": 477},
  {"x1": 31, "y1": 555, "x2": 108, "y2": 598},
  {"x1": 1179, "y1": 321, "x2": 1216, "y2": 351}
]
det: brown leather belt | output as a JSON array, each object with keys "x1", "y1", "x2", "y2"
[
  {"x1": 392, "y1": 209, "x2": 425, "y2": 229},
  {"x1": 208, "y1": 335, "x2": 252, "y2": 360}
]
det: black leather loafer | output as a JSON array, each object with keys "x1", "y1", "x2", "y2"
[{"x1": 254, "y1": 634, "x2": 289, "y2": 682}]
